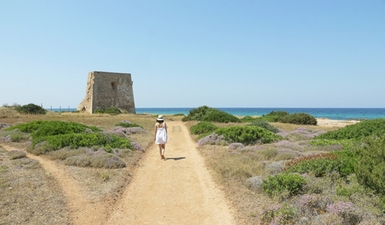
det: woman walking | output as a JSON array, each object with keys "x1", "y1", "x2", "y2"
[{"x1": 154, "y1": 115, "x2": 168, "y2": 160}]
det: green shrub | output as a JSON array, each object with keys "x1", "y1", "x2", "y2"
[
  {"x1": 7, "y1": 120, "x2": 100, "y2": 139},
  {"x1": 316, "y1": 119, "x2": 385, "y2": 140},
  {"x1": 260, "y1": 111, "x2": 317, "y2": 125},
  {"x1": 182, "y1": 105, "x2": 240, "y2": 123},
  {"x1": 7, "y1": 120, "x2": 131, "y2": 155},
  {"x1": 248, "y1": 120, "x2": 279, "y2": 133},
  {"x1": 214, "y1": 126, "x2": 282, "y2": 145},
  {"x1": 201, "y1": 110, "x2": 241, "y2": 123},
  {"x1": 190, "y1": 121, "x2": 218, "y2": 135},
  {"x1": 261, "y1": 203, "x2": 296, "y2": 224},
  {"x1": 182, "y1": 105, "x2": 211, "y2": 121},
  {"x1": 32, "y1": 133, "x2": 132, "y2": 153},
  {"x1": 280, "y1": 113, "x2": 317, "y2": 125},
  {"x1": 94, "y1": 108, "x2": 104, "y2": 114},
  {"x1": 240, "y1": 116, "x2": 257, "y2": 122},
  {"x1": 261, "y1": 111, "x2": 290, "y2": 122},
  {"x1": 285, "y1": 153, "x2": 339, "y2": 177},
  {"x1": 285, "y1": 151, "x2": 356, "y2": 177},
  {"x1": 14, "y1": 103, "x2": 46, "y2": 115},
  {"x1": 355, "y1": 135, "x2": 385, "y2": 195},
  {"x1": 11, "y1": 133, "x2": 28, "y2": 142},
  {"x1": 262, "y1": 173, "x2": 306, "y2": 197},
  {"x1": 104, "y1": 106, "x2": 121, "y2": 115},
  {"x1": 115, "y1": 121, "x2": 143, "y2": 128}
]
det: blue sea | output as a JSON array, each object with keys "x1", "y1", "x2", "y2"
[
  {"x1": 136, "y1": 108, "x2": 385, "y2": 120},
  {"x1": 49, "y1": 108, "x2": 385, "y2": 121}
]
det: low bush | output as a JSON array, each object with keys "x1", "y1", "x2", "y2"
[
  {"x1": 7, "y1": 120, "x2": 101, "y2": 139},
  {"x1": 240, "y1": 116, "x2": 257, "y2": 122},
  {"x1": 262, "y1": 173, "x2": 306, "y2": 197},
  {"x1": 355, "y1": 135, "x2": 385, "y2": 196},
  {"x1": 32, "y1": 133, "x2": 132, "y2": 154},
  {"x1": 261, "y1": 111, "x2": 289, "y2": 122},
  {"x1": 48, "y1": 148, "x2": 86, "y2": 160},
  {"x1": 197, "y1": 133, "x2": 228, "y2": 146},
  {"x1": 281, "y1": 113, "x2": 317, "y2": 125},
  {"x1": 316, "y1": 118, "x2": 385, "y2": 140},
  {"x1": 115, "y1": 120, "x2": 143, "y2": 128},
  {"x1": 182, "y1": 105, "x2": 240, "y2": 123},
  {"x1": 64, "y1": 152, "x2": 126, "y2": 168},
  {"x1": 14, "y1": 103, "x2": 46, "y2": 115},
  {"x1": 8, "y1": 150, "x2": 26, "y2": 159},
  {"x1": 104, "y1": 106, "x2": 121, "y2": 115},
  {"x1": 214, "y1": 126, "x2": 282, "y2": 145},
  {"x1": 201, "y1": 110, "x2": 241, "y2": 123},
  {"x1": 284, "y1": 151, "x2": 356, "y2": 177},
  {"x1": 7, "y1": 120, "x2": 132, "y2": 155},
  {"x1": 94, "y1": 108, "x2": 104, "y2": 113},
  {"x1": 190, "y1": 121, "x2": 217, "y2": 135},
  {"x1": 261, "y1": 111, "x2": 317, "y2": 125},
  {"x1": 247, "y1": 120, "x2": 279, "y2": 133},
  {"x1": 11, "y1": 133, "x2": 28, "y2": 142}
]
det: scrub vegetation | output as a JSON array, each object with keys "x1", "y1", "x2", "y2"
[
  {"x1": 192, "y1": 108, "x2": 385, "y2": 224},
  {"x1": 1, "y1": 105, "x2": 385, "y2": 224}
]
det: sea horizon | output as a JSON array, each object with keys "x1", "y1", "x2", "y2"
[{"x1": 47, "y1": 107, "x2": 385, "y2": 121}]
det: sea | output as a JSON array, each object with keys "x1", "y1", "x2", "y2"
[{"x1": 49, "y1": 107, "x2": 385, "y2": 121}]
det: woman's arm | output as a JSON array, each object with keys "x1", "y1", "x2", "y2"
[{"x1": 154, "y1": 123, "x2": 158, "y2": 138}]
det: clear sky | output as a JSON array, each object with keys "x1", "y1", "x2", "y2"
[{"x1": 1, "y1": 1, "x2": 384, "y2": 108}]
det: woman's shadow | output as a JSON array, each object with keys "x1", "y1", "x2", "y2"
[{"x1": 165, "y1": 157, "x2": 186, "y2": 161}]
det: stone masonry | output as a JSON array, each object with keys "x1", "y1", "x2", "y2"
[{"x1": 77, "y1": 71, "x2": 136, "y2": 114}]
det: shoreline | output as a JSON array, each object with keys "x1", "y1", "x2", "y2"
[{"x1": 316, "y1": 118, "x2": 359, "y2": 127}]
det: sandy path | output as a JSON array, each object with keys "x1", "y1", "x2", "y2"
[
  {"x1": 107, "y1": 121, "x2": 235, "y2": 225},
  {"x1": 2, "y1": 144, "x2": 106, "y2": 225}
]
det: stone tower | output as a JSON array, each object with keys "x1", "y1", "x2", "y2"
[{"x1": 77, "y1": 71, "x2": 136, "y2": 114}]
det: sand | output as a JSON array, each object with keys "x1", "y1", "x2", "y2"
[{"x1": 316, "y1": 118, "x2": 359, "y2": 128}]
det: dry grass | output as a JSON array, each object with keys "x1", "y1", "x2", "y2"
[
  {"x1": 0, "y1": 147, "x2": 71, "y2": 224},
  {"x1": 0, "y1": 108, "x2": 158, "y2": 224},
  {"x1": 190, "y1": 121, "x2": 385, "y2": 224}
]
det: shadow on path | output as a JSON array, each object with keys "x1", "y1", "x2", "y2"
[{"x1": 165, "y1": 157, "x2": 186, "y2": 161}]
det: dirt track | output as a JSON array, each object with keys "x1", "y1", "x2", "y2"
[
  {"x1": 3, "y1": 121, "x2": 235, "y2": 224},
  {"x1": 107, "y1": 121, "x2": 235, "y2": 224}
]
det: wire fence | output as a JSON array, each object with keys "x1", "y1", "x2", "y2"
[{"x1": 46, "y1": 106, "x2": 77, "y2": 113}]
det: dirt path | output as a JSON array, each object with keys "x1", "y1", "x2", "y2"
[
  {"x1": 2, "y1": 144, "x2": 106, "y2": 225},
  {"x1": 106, "y1": 121, "x2": 235, "y2": 225}
]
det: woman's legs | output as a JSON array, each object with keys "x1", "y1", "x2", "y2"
[
  {"x1": 158, "y1": 144, "x2": 163, "y2": 159},
  {"x1": 158, "y1": 144, "x2": 166, "y2": 159},
  {"x1": 161, "y1": 144, "x2": 165, "y2": 157}
]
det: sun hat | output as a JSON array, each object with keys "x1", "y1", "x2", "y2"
[{"x1": 156, "y1": 115, "x2": 164, "y2": 122}]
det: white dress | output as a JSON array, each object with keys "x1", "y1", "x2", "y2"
[{"x1": 155, "y1": 122, "x2": 168, "y2": 144}]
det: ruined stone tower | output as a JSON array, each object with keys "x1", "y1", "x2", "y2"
[{"x1": 77, "y1": 71, "x2": 136, "y2": 114}]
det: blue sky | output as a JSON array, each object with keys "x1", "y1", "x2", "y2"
[{"x1": 1, "y1": 1, "x2": 384, "y2": 108}]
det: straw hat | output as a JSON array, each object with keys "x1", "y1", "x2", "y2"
[{"x1": 156, "y1": 115, "x2": 164, "y2": 122}]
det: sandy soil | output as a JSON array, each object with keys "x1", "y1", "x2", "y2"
[
  {"x1": 106, "y1": 121, "x2": 235, "y2": 224},
  {"x1": 317, "y1": 118, "x2": 359, "y2": 127}
]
